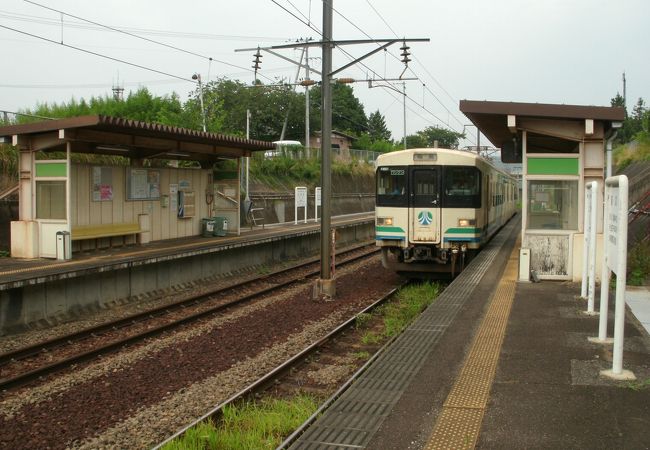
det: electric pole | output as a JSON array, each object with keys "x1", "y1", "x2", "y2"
[{"x1": 316, "y1": 0, "x2": 335, "y2": 297}]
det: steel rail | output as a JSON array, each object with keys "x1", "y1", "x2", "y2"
[
  {"x1": 0, "y1": 241, "x2": 375, "y2": 367},
  {"x1": 153, "y1": 281, "x2": 408, "y2": 450},
  {"x1": 0, "y1": 246, "x2": 380, "y2": 391}
]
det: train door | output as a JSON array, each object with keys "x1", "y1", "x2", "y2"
[{"x1": 408, "y1": 167, "x2": 441, "y2": 244}]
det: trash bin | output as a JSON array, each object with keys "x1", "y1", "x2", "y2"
[
  {"x1": 201, "y1": 218, "x2": 215, "y2": 237},
  {"x1": 56, "y1": 231, "x2": 71, "y2": 260},
  {"x1": 213, "y1": 217, "x2": 227, "y2": 237}
]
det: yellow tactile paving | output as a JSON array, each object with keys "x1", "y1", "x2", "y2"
[{"x1": 425, "y1": 249, "x2": 519, "y2": 450}]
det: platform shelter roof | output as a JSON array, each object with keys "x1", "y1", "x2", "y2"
[
  {"x1": 0, "y1": 115, "x2": 274, "y2": 165},
  {"x1": 460, "y1": 100, "x2": 625, "y2": 152}
]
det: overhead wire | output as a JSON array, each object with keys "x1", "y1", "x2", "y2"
[
  {"x1": 338, "y1": 1, "x2": 468, "y2": 133},
  {"x1": 0, "y1": 23, "x2": 195, "y2": 82},
  {"x1": 325, "y1": 1, "x2": 459, "y2": 133},
  {"x1": 23, "y1": 0, "x2": 268, "y2": 78},
  {"x1": 268, "y1": 1, "x2": 420, "y2": 126},
  {"x1": 0, "y1": 10, "x2": 286, "y2": 42},
  {"x1": 274, "y1": 0, "x2": 462, "y2": 135}
]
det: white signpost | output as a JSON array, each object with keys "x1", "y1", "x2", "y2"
[
  {"x1": 315, "y1": 187, "x2": 322, "y2": 222},
  {"x1": 581, "y1": 181, "x2": 598, "y2": 314},
  {"x1": 294, "y1": 186, "x2": 308, "y2": 225},
  {"x1": 590, "y1": 175, "x2": 635, "y2": 380}
]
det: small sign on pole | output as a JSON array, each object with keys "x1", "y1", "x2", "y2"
[
  {"x1": 315, "y1": 187, "x2": 321, "y2": 222},
  {"x1": 581, "y1": 181, "x2": 598, "y2": 314},
  {"x1": 591, "y1": 175, "x2": 635, "y2": 380},
  {"x1": 294, "y1": 186, "x2": 308, "y2": 224}
]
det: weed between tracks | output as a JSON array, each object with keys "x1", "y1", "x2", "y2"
[
  {"x1": 163, "y1": 281, "x2": 441, "y2": 449},
  {"x1": 359, "y1": 282, "x2": 441, "y2": 344},
  {"x1": 162, "y1": 395, "x2": 317, "y2": 450}
]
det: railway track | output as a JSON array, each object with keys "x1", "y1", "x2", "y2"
[
  {"x1": 0, "y1": 243, "x2": 379, "y2": 392},
  {"x1": 154, "y1": 280, "x2": 406, "y2": 449}
]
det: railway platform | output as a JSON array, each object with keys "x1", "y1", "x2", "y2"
[
  {"x1": 0, "y1": 212, "x2": 373, "y2": 333},
  {"x1": 288, "y1": 217, "x2": 650, "y2": 449}
]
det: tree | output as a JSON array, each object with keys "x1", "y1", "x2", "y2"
[
  {"x1": 610, "y1": 93, "x2": 625, "y2": 109},
  {"x1": 416, "y1": 126, "x2": 465, "y2": 149},
  {"x1": 405, "y1": 134, "x2": 427, "y2": 148},
  {"x1": 309, "y1": 83, "x2": 368, "y2": 136},
  {"x1": 20, "y1": 87, "x2": 185, "y2": 127},
  {"x1": 367, "y1": 110, "x2": 392, "y2": 141},
  {"x1": 611, "y1": 95, "x2": 647, "y2": 144},
  {"x1": 199, "y1": 78, "x2": 305, "y2": 142}
]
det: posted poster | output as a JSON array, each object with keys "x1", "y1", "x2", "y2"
[{"x1": 92, "y1": 166, "x2": 113, "y2": 201}]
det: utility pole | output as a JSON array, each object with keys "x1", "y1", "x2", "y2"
[
  {"x1": 315, "y1": 0, "x2": 335, "y2": 298},
  {"x1": 623, "y1": 71, "x2": 627, "y2": 110},
  {"x1": 192, "y1": 73, "x2": 206, "y2": 132},
  {"x1": 305, "y1": 44, "x2": 311, "y2": 155},
  {"x1": 403, "y1": 82, "x2": 407, "y2": 150},
  {"x1": 235, "y1": 32, "x2": 429, "y2": 300},
  {"x1": 245, "y1": 109, "x2": 251, "y2": 202}
]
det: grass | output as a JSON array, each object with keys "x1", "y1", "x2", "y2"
[
  {"x1": 622, "y1": 378, "x2": 650, "y2": 391},
  {"x1": 353, "y1": 351, "x2": 370, "y2": 360},
  {"x1": 161, "y1": 282, "x2": 441, "y2": 449},
  {"x1": 628, "y1": 239, "x2": 650, "y2": 286},
  {"x1": 360, "y1": 281, "x2": 441, "y2": 344},
  {"x1": 162, "y1": 395, "x2": 318, "y2": 450},
  {"x1": 613, "y1": 133, "x2": 650, "y2": 171},
  {"x1": 256, "y1": 265, "x2": 271, "y2": 275},
  {"x1": 354, "y1": 312, "x2": 372, "y2": 329}
]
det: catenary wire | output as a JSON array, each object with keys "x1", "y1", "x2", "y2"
[
  {"x1": 274, "y1": 0, "x2": 464, "y2": 134},
  {"x1": 0, "y1": 10, "x2": 286, "y2": 42},
  {"x1": 0, "y1": 23, "x2": 194, "y2": 83},
  {"x1": 23, "y1": 1, "x2": 266, "y2": 77},
  {"x1": 333, "y1": 1, "x2": 468, "y2": 132}
]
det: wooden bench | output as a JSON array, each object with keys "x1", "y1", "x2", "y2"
[{"x1": 71, "y1": 223, "x2": 142, "y2": 241}]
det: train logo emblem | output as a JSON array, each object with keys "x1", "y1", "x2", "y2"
[{"x1": 418, "y1": 211, "x2": 433, "y2": 225}]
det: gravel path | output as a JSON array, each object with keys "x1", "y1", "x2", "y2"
[{"x1": 0, "y1": 255, "x2": 401, "y2": 450}]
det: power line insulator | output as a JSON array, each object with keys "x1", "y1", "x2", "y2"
[
  {"x1": 400, "y1": 41, "x2": 411, "y2": 65},
  {"x1": 300, "y1": 79, "x2": 317, "y2": 86},
  {"x1": 337, "y1": 78, "x2": 355, "y2": 84},
  {"x1": 252, "y1": 47, "x2": 263, "y2": 71}
]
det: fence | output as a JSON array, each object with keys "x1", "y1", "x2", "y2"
[{"x1": 255, "y1": 147, "x2": 381, "y2": 164}]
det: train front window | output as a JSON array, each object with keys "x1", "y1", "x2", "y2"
[
  {"x1": 410, "y1": 168, "x2": 440, "y2": 207},
  {"x1": 443, "y1": 166, "x2": 481, "y2": 208},
  {"x1": 376, "y1": 166, "x2": 408, "y2": 206}
]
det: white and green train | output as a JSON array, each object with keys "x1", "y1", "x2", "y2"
[{"x1": 375, "y1": 148, "x2": 517, "y2": 276}]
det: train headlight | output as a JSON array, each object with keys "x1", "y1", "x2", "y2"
[
  {"x1": 458, "y1": 218, "x2": 476, "y2": 227},
  {"x1": 377, "y1": 217, "x2": 394, "y2": 226}
]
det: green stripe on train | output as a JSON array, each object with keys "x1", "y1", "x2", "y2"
[
  {"x1": 445, "y1": 227, "x2": 482, "y2": 234},
  {"x1": 375, "y1": 226, "x2": 405, "y2": 233}
]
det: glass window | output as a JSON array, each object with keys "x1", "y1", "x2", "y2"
[
  {"x1": 376, "y1": 166, "x2": 408, "y2": 207},
  {"x1": 36, "y1": 180, "x2": 66, "y2": 220},
  {"x1": 527, "y1": 180, "x2": 578, "y2": 230},
  {"x1": 443, "y1": 166, "x2": 481, "y2": 208},
  {"x1": 411, "y1": 168, "x2": 440, "y2": 207}
]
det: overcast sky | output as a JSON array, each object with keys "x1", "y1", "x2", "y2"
[{"x1": 1, "y1": 0, "x2": 648, "y2": 148}]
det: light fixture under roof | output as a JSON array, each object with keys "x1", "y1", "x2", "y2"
[{"x1": 95, "y1": 145, "x2": 130, "y2": 153}]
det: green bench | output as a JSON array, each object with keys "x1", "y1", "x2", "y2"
[{"x1": 71, "y1": 223, "x2": 142, "y2": 241}]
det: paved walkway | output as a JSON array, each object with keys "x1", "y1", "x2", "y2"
[
  {"x1": 627, "y1": 286, "x2": 650, "y2": 335},
  {"x1": 289, "y1": 214, "x2": 650, "y2": 448}
]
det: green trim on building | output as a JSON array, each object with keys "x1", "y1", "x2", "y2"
[
  {"x1": 445, "y1": 227, "x2": 481, "y2": 234},
  {"x1": 375, "y1": 226, "x2": 405, "y2": 233},
  {"x1": 527, "y1": 157, "x2": 579, "y2": 175},
  {"x1": 35, "y1": 162, "x2": 67, "y2": 177}
]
